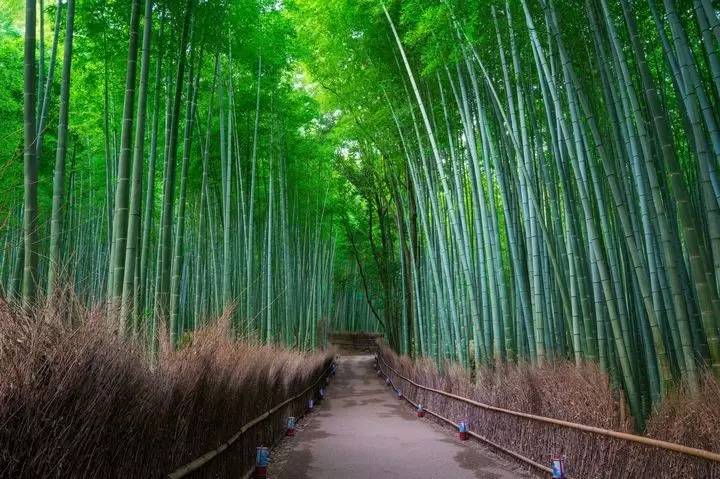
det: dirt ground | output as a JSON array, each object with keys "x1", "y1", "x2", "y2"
[{"x1": 267, "y1": 355, "x2": 531, "y2": 479}]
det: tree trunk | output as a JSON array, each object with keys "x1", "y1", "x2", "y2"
[
  {"x1": 22, "y1": 0, "x2": 39, "y2": 304},
  {"x1": 108, "y1": 0, "x2": 142, "y2": 303},
  {"x1": 47, "y1": 0, "x2": 76, "y2": 298}
]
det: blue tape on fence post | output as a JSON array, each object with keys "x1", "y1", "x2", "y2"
[
  {"x1": 255, "y1": 447, "x2": 270, "y2": 478},
  {"x1": 551, "y1": 456, "x2": 566, "y2": 479},
  {"x1": 286, "y1": 417, "x2": 296, "y2": 437},
  {"x1": 458, "y1": 420, "x2": 469, "y2": 440}
]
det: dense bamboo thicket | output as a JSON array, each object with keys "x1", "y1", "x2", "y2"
[
  {"x1": 0, "y1": 0, "x2": 363, "y2": 349},
  {"x1": 0, "y1": 297, "x2": 333, "y2": 478},
  {"x1": 291, "y1": 0, "x2": 720, "y2": 424},
  {"x1": 4, "y1": 0, "x2": 720, "y2": 436}
]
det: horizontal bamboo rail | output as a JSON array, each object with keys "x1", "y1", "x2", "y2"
[
  {"x1": 376, "y1": 362, "x2": 554, "y2": 475},
  {"x1": 167, "y1": 361, "x2": 333, "y2": 479},
  {"x1": 376, "y1": 351, "x2": 720, "y2": 464}
]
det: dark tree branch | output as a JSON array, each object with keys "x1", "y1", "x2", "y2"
[{"x1": 343, "y1": 218, "x2": 385, "y2": 330}]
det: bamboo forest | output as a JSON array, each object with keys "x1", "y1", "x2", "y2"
[{"x1": 2, "y1": 0, "x2": 720, "y2": 477}]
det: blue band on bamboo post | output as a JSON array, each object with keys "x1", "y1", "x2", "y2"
[
  {"x1": 458, "y1": 419, "x2": 469, "y2": 440},
  {"x1": 286, "y1": 417, "x2": 296, "y2": 437},
  {"x1": 551, "y1": 456, "x2": 566, "y2": 478},
  {"x1": 255, "y1": 447, "x2": 269, "y2": 478}
]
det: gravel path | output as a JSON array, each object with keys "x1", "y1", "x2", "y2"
[{"x1": 268, "y1": 355, "x2": 531, "y2": 479}]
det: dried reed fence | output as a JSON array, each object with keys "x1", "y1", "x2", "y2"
[
  {"x1": 377, "y1": 343, "x2": 720, "y2": 479},
  {"x1": 0, "y1": 297, "x2": 333, "y2": 478}
]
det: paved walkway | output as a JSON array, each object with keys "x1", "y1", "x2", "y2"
[{"x1": 269, "y1": 355, "x2": 529, "y2": 479}]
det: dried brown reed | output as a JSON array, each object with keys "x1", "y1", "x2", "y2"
[
  {"x1": 0, "y1": 296, "x2": 332, "y2": 478},
  {"x1": 378, "y1": 343, "x2": 720, "y2": 479}
]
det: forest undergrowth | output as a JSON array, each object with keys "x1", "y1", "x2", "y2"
[
  {"x1": 378, "y1": 343, "x2": 720, "y2": 478},
  {"x1": 0, "y1": 292, "x2": 333, "y2": 478}
]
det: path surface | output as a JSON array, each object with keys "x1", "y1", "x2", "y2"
[{"x1": 269, "y1": 355, "x2": 530, "y2": 479}]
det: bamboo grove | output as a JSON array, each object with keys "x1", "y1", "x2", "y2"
[
  {"x1": 291, "y1": 0, "x2": 720, "y2": 423},
  {"x1": 3, "y1": 0, "x2": 720, "y2": 425},
  {"x1": 0, "y1": 0, "x2": 373, "y2": 350}
]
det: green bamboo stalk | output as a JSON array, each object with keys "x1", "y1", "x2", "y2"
[{"x1": 47, "y1": 0, "x2": 76, "y2": 298}]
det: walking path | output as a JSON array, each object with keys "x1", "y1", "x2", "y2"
[{"x1": 269, "y1": 355, "x2": 530, "y2": 479}]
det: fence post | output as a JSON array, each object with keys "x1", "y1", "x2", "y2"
[
  {"x1": 458, "y1": 420, "x2": 469, "y2": 441},
  {"x1": 551, "y1": 456, "x2": 566, "y2": 479},
  {"x1": 255, "y1": 447, "x2": 269, "y2": 478},
  {"x1": 286, "y1": 417, "x2": 296, "y2": 437}
]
